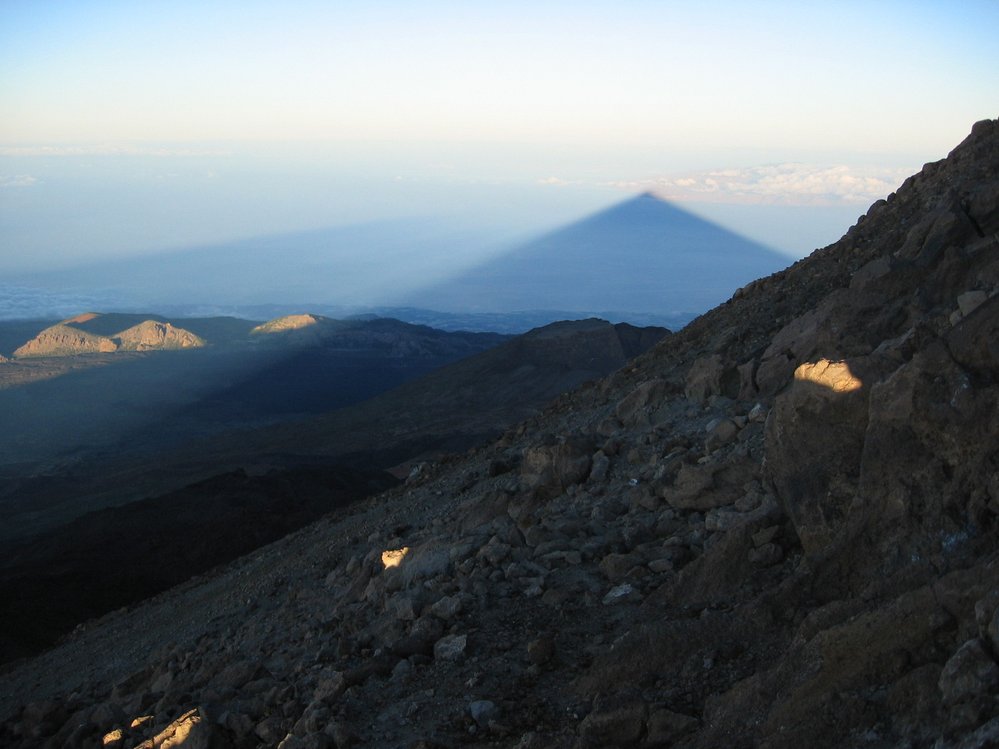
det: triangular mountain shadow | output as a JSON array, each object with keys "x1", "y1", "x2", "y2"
[{"x1": 401, "y1": 192, "x2": 791, "y2": 316}]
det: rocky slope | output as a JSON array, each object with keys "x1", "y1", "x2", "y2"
[
  {"x1": 1, "y1": 119, "x2": 997, "y2": 749},
  {"x1": 0, "y1": 320, "x2": 668, "y2": 665},
  {"x1": 0, "y1": 465, "x2": 397, "y2": 665}
]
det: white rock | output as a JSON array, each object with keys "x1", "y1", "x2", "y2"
[{"x1": 602, "y1": 583, "x2": 641, "y2": 605}]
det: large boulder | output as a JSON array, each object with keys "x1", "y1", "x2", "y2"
[
  {"x1": 755, "y1": 288, "x2": 892, "y2": 398},
  {"x1": 684, "y1": 354, "x2": 738, "y2": 403},
  {"x1": 764, "y1": 358, "x2": 872, "y2": 557},
  {"x1": 853, "y1": 338, "x2": 999, "y2": 569},
  {"x1": 520, "y1": 437, "x2": 593, "y2": 499}
]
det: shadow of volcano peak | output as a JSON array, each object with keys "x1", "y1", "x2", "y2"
[{"x1": 400, "y1": 192, "x2": 791, "y2": 317}]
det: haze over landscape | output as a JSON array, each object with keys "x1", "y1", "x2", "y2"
[
  {"x1": 2, "y1": 1, "x2": 996, "y2": 320},
  {"x1": 1, "y1": 2, "x2": 999, "y2": 748}
]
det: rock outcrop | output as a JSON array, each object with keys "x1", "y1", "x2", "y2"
[
  {"x1": 12, "y1": 323, "x2": 119, "y2": 357},
  {"x1": 250, "y1": 314, "x2": 322, "y2": 335},
  {"x1": 116, "y1": 320, "x2": 205, "y2": 351},
  {"x1": 13, "y1": 319, "x2": 205, "y2": 357},
  {"x1": 1, "y1": 119, "x2": 997, "y2": 748}
]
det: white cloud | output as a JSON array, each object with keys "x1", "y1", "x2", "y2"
[
  {"x1": 0, "y1": 144, "x2": 229, "y2": 157},
  {"x1": 610, "y1": 163, "x2": 915, "y2": 206},
  {"x1": 0, "y1": 284, "x2": 126, "y2": 321},
  {"x1": 537, "y1": 176, "x2": 575, "y2": 186},
  {"x1": 0, "y1": 174, "x2": 38, "y2": 188}
]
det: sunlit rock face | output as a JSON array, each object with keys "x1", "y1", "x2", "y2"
[
  {"x1": 12, "y1": 318, "x2": 204, "y2": 357},
  {"x1": 13, "y1": 323, "x2": 118, "y2": 357},
  {"x1": 61, "y1": 312, "x2": 101, "y2": 325},
  {"x1": 380, "y1": 547, "x2": 409, "y2": 569},
  {"x1": 250, "y1": 314, "x2": 322, "y2": 335},
  {"x1": 116, "y1": 320, "x2": 205, "y2": 350},
  {"x1": 793, "y1": 359, "x2": 862, "y2": 392}
]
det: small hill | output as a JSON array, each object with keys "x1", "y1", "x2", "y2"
[
  {"x1": 12, "y1": 323, "x2": 118, "y2": 357},
  {"x1": 12, "y1": 318, "x2": 205, "y2": 358},
  {"x1": 250, "y1": 313, "x2": 323, "y2": 335},
  {"x1": 55, "y1": 313, "x2": 260, "y2": 346},
  {"x1": 116, "y1": 320, "x2": 205, "y2": 350},
  {"x1": 60, "y1": 312, "x2": 101, "y2": 325}
]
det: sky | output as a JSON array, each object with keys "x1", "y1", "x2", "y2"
[{"x1": 0, "y1": 0, "x2": 997, "y2": 309}]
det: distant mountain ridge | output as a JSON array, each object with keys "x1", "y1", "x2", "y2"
[
  {"x1": 3, "y1": 311, "x2": 515, "y2": 360},
  {"x1": 403, "y1": 192, "x2": 791, "y2": 315},
  {"x1": 0, "y1": 313, "x2": 513, "y2": 473}
]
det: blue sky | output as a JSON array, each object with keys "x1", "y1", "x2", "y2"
[{"x1": 1, "y1": 0, "x2": 997, "y2": 281}]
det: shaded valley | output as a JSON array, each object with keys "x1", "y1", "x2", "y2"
[
  {"x1": 0, "y1": 465, "x2": 397, "y2": 664},
  {"x1": 0, "y1": 315, "x2": 668, "y2": 661}
]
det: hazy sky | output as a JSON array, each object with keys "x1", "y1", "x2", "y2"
[{"x1": 1, "y1": 0, "x2": 997, "y2": 284}]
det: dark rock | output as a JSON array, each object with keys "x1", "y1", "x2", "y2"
[
  {"x1": 520, "y1": 437, "x2": 594, "y2": 499},
  {"x1": 764, "y1": 357, "x2": 871, "y2": 557},
  {"x1": 644, "y1": 708, "x2": 697, "y2": 746},
  {"x1": 685, "y1": 355, "x2": 737, "y2": 403},
  {"x1": 939, "y1": 639, "x2": 999, "y2": 706},
  {"x1": 469, "y1": 700, "x2": 500, "y2": 728},
  {"x1": 578, "y1": 704, "x2": 646, "y2": 747},
  {"x1": 616, "y1": 380, "x2": 669, "y2": 426},
  {"x1": 391, "y1": 614, "x2": 445, "y2": 657},
  {"x1": 527, "y1": 637, "x2": 555, "y2": 665}
]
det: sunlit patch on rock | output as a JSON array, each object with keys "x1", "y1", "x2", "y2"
[
  {"x1": 381, "y1": 547, "x2": 409, "y2": 569},
  {"x1": 793, "y1": 358, "x2": 862, "y2": 392}
]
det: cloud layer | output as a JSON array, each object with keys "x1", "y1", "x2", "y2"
[
  {"x1": 0, "y1": 145, "x2": 227, "y2": 157},
  {"x1": 609, "y1": 163, "x2": 915, "y2": 206},
  {"x1": 0, "y1": 284, "x2": 127, "y2": 321},
  {"x1": 0, "y1": 174, "x2": 38, "y2": 188}
]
